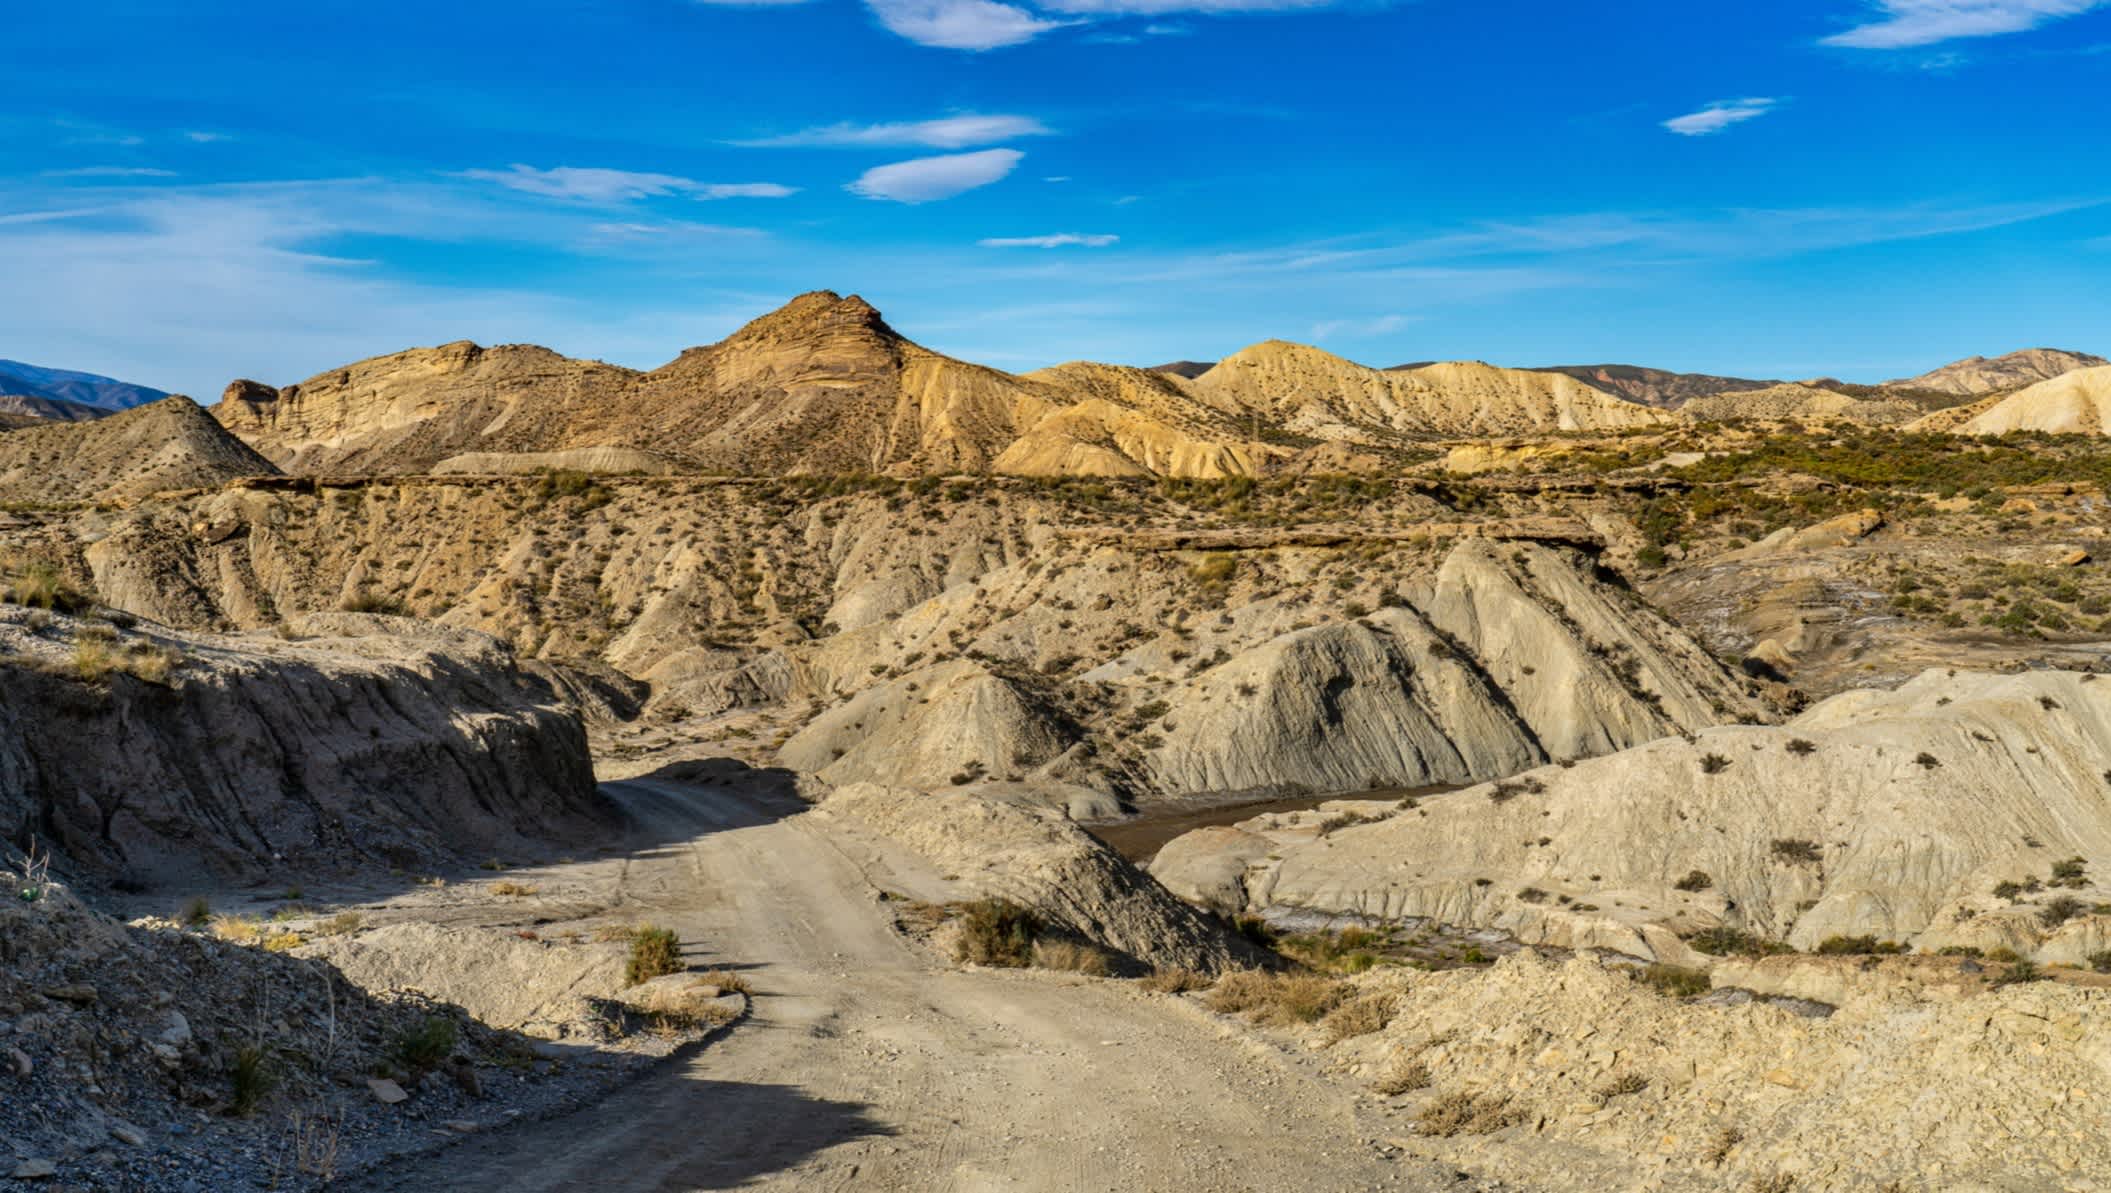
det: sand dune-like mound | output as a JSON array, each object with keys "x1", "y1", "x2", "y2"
[
  {"x1": 1682, "y1": 383, "x2": 1920, "y2": 426},
  {"x1": 1956, "y1": 365, "x2": 2111, "y2": 436}
]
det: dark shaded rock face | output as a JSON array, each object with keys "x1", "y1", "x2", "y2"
[{"x1": 0, "y1": 611, "x2": 602, "y2": 883}]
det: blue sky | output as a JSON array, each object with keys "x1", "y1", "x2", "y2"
[{"x1": 3, "y1": 0, "x2": 2109, "y2": 397}]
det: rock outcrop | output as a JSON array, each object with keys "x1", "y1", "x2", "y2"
[
  {"x1": 0, "y1": 397, "x2": 275, "y2": 503},
  {"x1": 817, "y1": 782, "x2": 1263, "y2": 973},
  {"x1": 779, "y1": 659, "x2": 1077, "y2": 789},
  {"x1": 1956, "y1": 364, "x2": 2111, "y2": 436},
  {"x1": 1520, "y1": 363, "x2": 1783, "y2": 408},
  {"x1": 0, "y1": 609, "x2": 600, "y2": 882},
  {"x1": 1159, "y1": 668, "x2": 2111, "y2": 963},
  {"x1": 1681, "y1": 383, "x2": 1920, "y2": 426}
]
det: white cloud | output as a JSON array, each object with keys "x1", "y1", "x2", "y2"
[
  {"x1": 697, "y1": 182, "x2": 799, "y2": 199},
  {"x1": 1310, "y1": 313, "x2": 1414, "y2": 339},
  {"x1": 979, "y1": 233, "x2": 1119, "y2": 247},
  {"x1": 1823, "y1": 0, "x2": 2107, "y2": 47},
  {"x1": 460, "y1": 165, "x2": 795, "y2": 203},
  {"x1": 737, "y1": 114, "x2": 1052, "y2": 149},
  {"x1": 863, "y1": 0, "x2": 1069, "y2": 48},
  {"x1": 692, "y1": 0, "x2": 812, "y2": 5},
  {"x1": 1662, "y1": 98, "x2": 1779, "y2": 136},
  {"x1": 848, "y1": 148, "x2": 1024, "y2": 202},
  {"x1": 42, "y1": 167, "x2": 178, "y2": 179},
  {"x1": 184, "y1": 131, "x2": 233, "y2": 143}
]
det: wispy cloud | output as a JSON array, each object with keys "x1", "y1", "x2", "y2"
[
  {"x1": 1823, "y1": 0, "x2": 2108, "y2": 48},
  {"x1": 1663, "y1": 97, "x2": 1779, "y2": 136},
  {"x1": 863, "y1": 0, "x2": 1070, "y2": 49},
  {"x1": 848, "y1": 148, "x2": 1024, "y2": 202},
  {"x1": 737, "y1": 114, "x2": 1052, "y2": 149},
  {"x1": 979, "y1": 232, "x2": 1119, "y2": 247},
  {"x1": 184, "y1": 131, "x2": 234, "y2": 144},
  {"x1": 1041, "y1": 0, "x2": 1335, "y2": 11},
  {"x1": 459, "y1": 165, "x2": 796, "y2": 203},
  {"x1": 42, "y1": 167, "x2": 179, "y2": 179},
  {"x1": 1311, "y1": 313, "x2": 1415, "y2": 339}
]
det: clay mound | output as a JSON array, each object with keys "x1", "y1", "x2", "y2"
[
  {"x1": 1955, "y1": 365, "x2": 2111, "y2": 436},
  {"x1": 0, "y1": 397, "x2": 277, "y2": 503},
  {"x1": 1167, "y1": 668, "x2": 2111, "y2": 964},
  {"x1": 1901, "y1": 391, "x2": 2007, "y2": 432},
  {"x1": 1682, "y1": 383, "x2": 1920, "y2": 426},
  {"x1": 778, "y1": 659, "x2": 1075, "y2": 788},
  {"x1": 1192, "y1": 342, "x2": 1670, "y2": 438},
  {"x1": 430, "y1": 447, "x2": 685, "y2": 476},
  {"x1": 301, "y1": 922, "x2": 627, "y2": 1038},
  {"x1": 0, "y1": 608, "x2": 600, "y2": 883},
  {"x1": 818, "y1": 781, "x2": 1264, "y2": 973},
  {"x1": 1142, "y1": 608, "x2": 1544, "y2": 796},
  {"x1": 1886, "y1": 347, "x2": 2106, "y2": 396}
]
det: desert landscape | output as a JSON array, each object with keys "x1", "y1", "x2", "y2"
[
  {"x1": 3, "y1": 286, "x2": 2110, "y2": 1191},
  {"x1": 11, "y1": 1, "x2": 2111, "y2": 1188}
]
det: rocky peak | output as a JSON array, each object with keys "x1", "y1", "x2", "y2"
[{"x1": 222, "y1": 379, "x2": 278, "y2": 404}]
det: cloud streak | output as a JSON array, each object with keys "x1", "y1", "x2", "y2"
[
  {"x1": 979, "y1": 232, "x2": 1119, "y2": 247},
  {"x1": 1663, "y1": 98, "x2": 1778, "y2": 136},
  {"x1": 460, "y1": 165, "x2": 796, "y2": 203},
  {"x1": 848, "y1": 148, "x2": 1024, "y2": 202},
  {"x1": 1823, "y1": 0, "x2": 2108, "y2": 48},
  {"x1": 737, "y1": 114, "x2": 1053, "y2": 149}
]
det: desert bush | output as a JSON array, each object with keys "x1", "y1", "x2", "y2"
[
  {"x1": 1684, "y1": 926, "x2": 1791, "y2": 957},
  {"x1": 212, "y1": 915, "x2": 263, "y2": 945},
  {"x1": 315, "y1": 911, "x2": 364, "y2": 936},
  {"x1": 1699, "y1": 753, "x2": 1732, "y2": 774},
  {"x1": 1371, "y1": 1057, "x2": 1432, "y2": 1095},
  {"x1": 392, "y1": 1015, "x2": 457, "y2": 1074},
  {"x1": 955, "y1": 899, "x2": 1038, "y2": 968},
  {"x1": 3, "y1": 561, "x2": 92, "y2": 613},
  {"x1": 625, "y1": 925, "x2": 684, "y2": 984},
  {"x1": 1770, "y1": 838, "x2": 1823, "y2": 865},
  {"x1": 1635, "y1": 963, "x2": 1711, "y2": 998},
  {"x1": 2087, "y1": 950, "x2": 2111, "y2": 974},
  {"x1": 178, "y1": 896, "x2": 212, "y2": 927},
  {"x1": 1595, "y1": 1072, "x2": 1648, "y2": 1099},
  {"x1": 230, "y1": 1043, "x2": 275, "y2": 1116},
  {"x1": 1673, "y1": 870, "x2": 1713, "y2": 892},
  {"x1": 490, "y1": 880, "x2": 539, "y2": 898},
  {"x1": 1415, "y1": 1090, "x2": 1524, "y2": 1137},
  {"x1": 1319, "y1": 992, "x2": 1398, "y2": 1044},
  {"x1": 1813, "y1": 935, "x2": 1906, "y2": 956},
  {"x1": 2038, "y1": 896, "x2": 2087, "y2": 928},
  {"x1": 1030, "y1": 938, "x2": 1112, "y2": 976},
  {"x1": 1991, "y1": 959, "x2": 2046, "y2": 986},
  {"x1": 1205, "y1": 970, "x2": 1347, "y2": 1025},
  {"x1": 1785, "y1": 738, "x2": 1817, "y2": 755},
  {"x1": 1138, "y1": 968, "x2": 1210, "y2": 994}
]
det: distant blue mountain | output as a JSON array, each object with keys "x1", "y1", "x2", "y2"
[{"x1": 0, "y1": 359, "x2": 171, "y2": 411}]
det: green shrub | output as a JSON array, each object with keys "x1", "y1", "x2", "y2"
[
  {"x1": 230, "y1": 1043, "x2": 275, "y2": 1116},
  {"x1": 392, "y1": 1015, "x2": 457, "y2": 1074},
  {"x1": 1636, "y1": 964, "x2": 1711, "y2": 998},
  {"x1": 626, "y1": 925, "x2": 683, "y2": 984}
]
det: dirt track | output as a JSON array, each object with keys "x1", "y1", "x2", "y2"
[{"x1": 342, "y1": 777, "x2": 1494, "y2": 1192}]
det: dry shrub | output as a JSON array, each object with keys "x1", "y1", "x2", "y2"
[
  {"x1": 213, "y1": 915, "x2": 263, "y2": 945},
  {"x1": 315, "y1": 911, "x2": 364, "y2": 936},
  {"x1": 1204, "y1": 969, "x2": 1347, "y2": 1026},
  {"x1": 1371, "y1": 1057, "x2": 1432, "y2": 1095},
  {"x1": 1138, "y1": 968, "x2": 1210, "y2": 994},
  {"x1": 628, "y1": 977, "x2": 744, "y2": 1035},
  {"x1": 696, "y1": 969, "x2": 752, "y2": 995},
  {"x1": 625, "y1": 926, "x2": 682, "y2": 985},
  {"x1": 1030, "y1": 938, "x2": 1112, "y2": 976},
  {"x1": 1415, "y1": 1090, "x2": 1524, "y2": 1137},
  {"x1": 490, "y1": 880, "x2": 539, "y2": 898},
  {"x1": 1320, "y1": 991, "x2": 1398, "y2": 1045},
  {"x1": 1595, "y1": 1072, "x2": 1648, "y2": 1099},
  {"x1": 954, "y1": 898, "x2": 1038, "y2": 968}
]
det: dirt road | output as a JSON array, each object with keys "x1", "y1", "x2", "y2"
[{"x1": 344, "y1": 778, "x2": 1493, "y2": 1192}]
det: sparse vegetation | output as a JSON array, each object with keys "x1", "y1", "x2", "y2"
[
  {"x1": 1204, "y1": 969, "x2": 1347, "y2": 1026},
  {"x1": 1415, "y1": 1090, "x2": 1524, "y2": 1137},
  {"x1": 954, "y1": 899, "x2": 1039, "y2": 968},
  {"x1": 1770, "y1": 838, "x2": 1823, "y2": 865},
  {"x1": 1319, "y1": 991, "x2": 1397, "y2": 1044},
  {"x1": 230, "y1": 1043, "x2": 275, "y2": 1116},
  {"x1": 1030, "y1": 937, "x2": 1112, "y2": 976},
  {"x1": 1371, "y1": 1057, "x2": 1432, "y2": 1095},
  {"x1": 1635, "y1": 963, "x2": 1711, "y2": 998}
]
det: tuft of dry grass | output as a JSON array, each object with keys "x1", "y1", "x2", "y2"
[
  {"x1": 1371, "y1": 1057, "x2": 1432, "y2": 1096},
  {"x1": 1204, "y1": 969, "x2": 1348, "y2": 1026},
  {"x1": 1030, "y1": 938, "x2": 1112, "y2": 976},
  {"x1": 1595, "y1": 1072, "x2": 1648, "y2": 1100},
  {"x1": 490, "y1": 880, "x2": 539, "y2": 898},
  {"x1": 628, "y1": 976, "x2": 746, "y2": 1037},
  {"x1": 1414, "y1": 1090, "x2": 1525, "y2": 1137},
  {"x1": 1138, "y1": 968, "x2": 1210, "y2": 994},
  {"x1": 315, "y1": 911, "x2": 364, "y2": 936},
  {"x1": 1320, "y1": 991, "x2": 1398, "y2": 1045},
  {"x1": 213, "y1": 915, "x2": 263, "y2": 945},
  {"x1": 262, "y1": 929, "x2": 306, "y2": 953}
]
